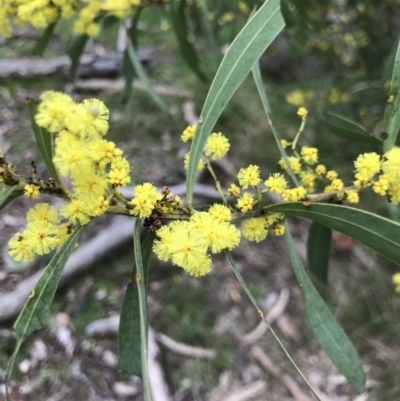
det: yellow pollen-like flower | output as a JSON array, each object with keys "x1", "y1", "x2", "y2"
[
  {"x1": 326, "y1": 170, "x2": 338, "y2": 181},
  {"x1": 297, "y1": 107, "x2": 308, "y2": 117},
  {"x1": 354, "y1": 152, "x2": 381, "y2": 182},
  {"x1": 345, "y1": 190, "x2": 359, "y2": 204},
  {"x1": 315, "y1": 164, "x2": 326, "y2": 175},
  {"x1": 208, "y1": 204, "x2": 232, "y2": 222},
  {"x1": 242, "y1": 218, "x2": 267, "y2": 243},
  {"x1": 282, "y1": 186, "x2": 306, "y2": 201},
  {"x1": 24, "y1": 184, "x2": 40, "y2": 199},
  {"x1": 272, "y1": 223, "x2": 285, "y2": 236},
  {"x1": 181, "y1": 125, "x2": 197, "y2": 142},
  {"x1": 228, "y1": 183, "x2": 240, "y2": 197},
  {"x1": 301, "y1": 147, "x2": 318, "y2": 165},
  {"x1": 393, "y1": 273, "x2": 400, "y2": 293},
  {"x1": 205, "y1": 132, "x2": 230, "y2": 160},
  {"x1": 236, "y1": 192, "x2": 255, "y2": 212},
  {"x1": 237, "y1": 165, "x2": 261, "y2": 189},
  {"x1": 265, "y1": 173, "x2": 287, "y2": 195}
]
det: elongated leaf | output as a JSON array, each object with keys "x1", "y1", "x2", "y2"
[
  {"x1": 383, "y1": 36, "x2": 400, "y2": 152},
  {"x1": 6, "y1": 225, "x2": 85, "y2": 398},
  {"x1": 69, "y1": 34, "x2": 89, "y2": 77},
  {"x1": 325, "y1": 112, "x2": 380, "y2": 144},
  {"x1": 170, "y1": 0, "x2": 207, "y2": 82},
  {"x1": 285, "y1": 226, "x2": 365, "y2": 392},
  {"x1": 266, "y1": 202, "x2": 400, "y2": 265},
  {"x1": 0, "y1": 186, "x2": 24, "y2": 212},
  {"x1": 119, "y1": 233, "x2": 154, "y2": 375},
  {"x1": 32, "y1": 22, "x2": 58, "y2": 56},
  {"x1": 126, "y1": 43, "x2": 168, "y2": 112},
  {"x1": 252, "y1": 62, "x2": 299, "y2": 186},
  {"x1": 132, "y1": 219, "x2": 152, "y2": 400},
  {"x1": 27, "y1": 99, "x2": 62, "y2": 185},
  {"x1": 307, "y1": 222, "x2": 332, "y2": 285},
  {"x1": 186, "y1": 0, "x2": 285, "y2": 206}
]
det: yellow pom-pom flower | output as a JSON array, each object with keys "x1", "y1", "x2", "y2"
[
  {"x1": 208, "y1": 204, "x2": 232, "y2": 222},
  {"x1": 315, "y1": 164, "x2": 326, "y2": 175},
  {"x1": 60, "y1": 198, "x2": 92, "y2": 225},
  {"x1": 354, "y1": 152, "x2": 381, "y2": 182},
  {"x1": 24, "y1": 184, "x2": 40, "y2": 199},
  {"x1": 382, "y1": 147, "x2": 400, "y2": 180},
  {"x1": 265, "y1": 173, "x2": 287, "y2": 195},
  {"x1": 35, "y1": 91, "x2": 75, "y2": 133},
  {"x1": 24, "y1": 222, "x2": 60, "y2": 256},
  {"x1": 242, "y1": 218, "x2": 268, "y2": 242},
  {"x1": 326, "y1": 170, "x2": 338, "y2": 181},
  {"x1": 236, "y1": 192, "x2": 255, "y2": 212},
  {"x1": 392, "y1": 273, "x2": 400, "y2": 293},
  {"x1": 228, "y1": 183, "x2": 240, "y2": 197},
  {"x1": 8, "y1": 232, "x2": 35, "y2": 262},
  {"x1": 66, "y1": 98, "x2": 109, "y2": 139},
  {"x1": 372, "y1": 174, "x2": 389, "y2": 196},
  {"x1": 279, "y1": 156, "x2": 301, "y2": 174},
  {"x1": 272, "y1": 223, "x2": 285, "y2": 236},
  {"x1": 205, "y1": 132, "x2": 230, "y2": 160},
  {"x1": 282, "y1": 186, "x2": 307, "y2": 201},
  {"x1": 301, "y1": 147, "x2": 318, "y2": 165},
  {"x1": 108, "y1": 157, "x2": 131, "y2": 187},
  {"x1": 129, "y1": 183, "x2": 161, "y2": 218},
  {"x1": 27, "y1": 203, "x2": 59, "y2": 225},
  {"x1": 181, "y1": 125, "x2": 197, "y2": 142},
  {"x1": 345, "y1": 190, "x2": 359, "y2": 204},
  {"x1": 237, "y1": 165, "x2": 261, "y2": 189},
  {"x1": 297, "y1": 107, "x2": 308, "y2": 117}
]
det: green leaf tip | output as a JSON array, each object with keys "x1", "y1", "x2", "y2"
[
  {"x1": 186, "y1": 0, "x2": 285, "y2": 205},
  {"x1": 285, "y1": 226, "x2": 365, "y2": 392}
]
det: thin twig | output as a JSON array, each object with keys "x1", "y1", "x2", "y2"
[
  {"x1": 251, "y1": 345, "x2": 313, "y2": 401},
  {"x1": 242, "y1": 289, "x2": 290, "y2": 344}
]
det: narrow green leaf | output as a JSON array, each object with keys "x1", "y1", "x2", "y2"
[
  {"x1": 266, "y1": 202, "x2": 400, "y2": 265},
  {"x1": 119, "y1": 233, "x2": 154, "y2": 375},
  {"x1": 26, "y1": 99, "x2": 62, "y2": 185},
  {"x1": 69, "y1": 34, "x2": 89, "y2": 77},
  {"x1": 285, "y1": 226, "x2": 365, "y2": 392},
  {"x1": 6, "y1": 225, "x2": 85, "y2": 398},
  {"x1": 224, "y1": 250, "x2": 322, "y2": 401},
  {"x1": 186, "y1": 0, "x2": 285, "y2": 206},
  {"x1": 170, "y1": 0, "x2": 208, "y2": 82},
  {"x1": 307, "y1": 222, "x2": 332, "y2": 285},
  {"x1": 324, "y1": 112, "x2": 380, "y2": 144},
  {"x1": 133, "y1": 219, "x2": 152, "y2": 400},
  {"x1": 32, "y1": 22, "x2": 58, "y2": 56},
  {"x1": 381, "y1": 36, "x2": 400, "y2": 86},
  {"x1": 383, "y1": 36, "x2": 400, "y2": 152},
  {"x1": 0, "y1": 186, "x2": 24, "y2": 212},
  {"x1": 251, "y1": 62, "x2": 299, "y2": 186},
  {"x1": 126, "y1": 43, "x2": 168, "y2": 112}
]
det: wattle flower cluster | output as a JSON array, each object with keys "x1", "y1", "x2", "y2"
[
  {"x1": 0, "y1": 0, "x2": 169, "y2": 38},
  {"x1": 153, "y1": 204, "x2": 241, "y2": 277},
  {"x1": 8, "y1": 91, "x2": 134, "y2": 262}
]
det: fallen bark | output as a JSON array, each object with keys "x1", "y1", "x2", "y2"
[{"x1": 0, "y1": 49, "x2": 153, "y2": 80}]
